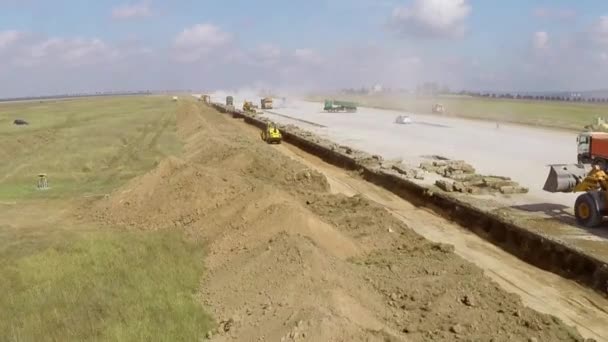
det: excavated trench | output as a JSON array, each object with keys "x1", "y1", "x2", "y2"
[{"x1": 214, "y1": 103, "x2": 608, "y2": 297}]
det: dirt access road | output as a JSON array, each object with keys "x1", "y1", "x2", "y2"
[{"x1": 95, "y1": 102, "x2": 599, "y2": 341}]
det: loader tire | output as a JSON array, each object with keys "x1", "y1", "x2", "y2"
[{"x1": 574, "y1": 193, "x2": 602, "y2": 228}]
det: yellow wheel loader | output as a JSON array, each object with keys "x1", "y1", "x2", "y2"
[
  {"x1": 261, "y1": 123, "x2": 282, "y2": 144},
  {"x1": 243, "y1": 101, "x2": 262, "y2": 114},
  {"x1": 543, "y1": 164, "x2": 608, "y2": 227}
]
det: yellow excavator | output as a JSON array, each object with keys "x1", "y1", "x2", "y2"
[
  {"x1": 543, "y1": 164, "x2": 608, "y2": 227},
  {"x1": 261, "y1": 122, "x2": 282, "y2": 144}
]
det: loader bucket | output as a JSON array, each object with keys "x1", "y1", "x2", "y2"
[{"x1": 543, "y1": 164, "x2": 588, "y2": 193}]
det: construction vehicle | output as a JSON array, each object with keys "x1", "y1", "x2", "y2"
[
  {"x1": 542, "y1": 131, "x2": 608, "y2": 227},
  {"x1": 432, "y1": 104, "x2": 445, "y2": 114},
  {"x1": 243, "y1": 101, "x2": 261, "y2": 114},
  {"x1": 260, "y1": 97, "x2": 273, "y2": 110},
  {"x1": 226, "y1": 96, "x2": 234, "y2": 107},
  {"x1": 584, "y1": 117, "x2": 608, "y2": 132},
  {"x1": 543, "y1": 163, "x2": 608, "y2": 227},
  {"x1": 261, "y1": 122, "x2": 282, "y2": 144},
  {"x1": 576, "y1": 131, "x2": 608, "y2": 167},
  {"x1": 323, "y1": 99, "x2": 357, "y2": 113},
  {"x1": 394, "y1": 115, "x2": 412, "y2": 124},
  {"x1": 199, "y1": 95, "x2": 210, "y2": 104}
]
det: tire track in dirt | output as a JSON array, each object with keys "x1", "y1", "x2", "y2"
[
  {"x1": 103, "y1": 109, "x2": 173, "y2": 181},
  {"x1": 147, "y1": 111, "x2": 174, "y2": 150}
]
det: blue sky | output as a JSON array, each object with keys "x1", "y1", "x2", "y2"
[{"x1": 0, "y1": 0, "x2": 607, "y2": 97}]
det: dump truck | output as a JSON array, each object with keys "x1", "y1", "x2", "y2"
[
  {"x1": 576, "y1": 131, "x2": 608, "y2": 168},
  {"x1": 323, "y1": 99, "x2": 357, "y2": 113},
  {"x1": 226, "y1": 96, "x2": 234, "y2": 107},
  {"x1": 261, "y1": 122, "x2": 282, "y2": 144},
  {"x1": 260, "y1": 97, "x2": 273, "y2": 110},
  {"x1": 199, "y1": 95, "x2": 210, "y2": 104}
]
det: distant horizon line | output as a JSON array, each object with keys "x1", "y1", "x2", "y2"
[{"x1": 3, "y1": 87, "x2": 608, "y2": 102}]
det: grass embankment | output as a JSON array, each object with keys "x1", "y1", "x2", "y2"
[
  {"x1": 309, "y1": 94, "x2": 608, "y2": 131},
  {"x1": 0, "y1": 96, "x2": 211, "y2": 341}
]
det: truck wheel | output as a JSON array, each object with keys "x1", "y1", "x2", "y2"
[{"x1": 574, "y1": 193, "x2": 603, "y2": 228}]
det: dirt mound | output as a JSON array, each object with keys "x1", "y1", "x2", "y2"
[
  {"x1": 94, "y1": 104, "x2": 328, "y2": 231},
  {"x1": 94, "y1": 156, "x2": 248, "y2": 230},
  {"x1": 305, "y1": 193, "x2": 581, "y2": 341},
  {"x1": 89, "y1": 102, "x2": 584, "y2": 341}
]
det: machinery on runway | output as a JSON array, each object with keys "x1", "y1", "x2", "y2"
[
  {"x1": 261, "y1": 122, "x2": 282, "y2": 144},
  {"x1": 394, "y1": 115, "x2": 412, "y2": 124},
  {"x1": 323, "y1": 99, "x2": 357, "y2": 113},
  {"x1": 199, "y1": 94, "x2": 210, "y2": 104},
  {"x1": 543, "y1": 163, "x2": 608, "y2": 227},
  {"x1": 584, "y1": 117, "x2": 608, "y2": 132},
  {"x1": 576, "y1": 131, "x2": 608, "y2": 167},
  {"x1": 432, "y1": 104, "x2": 445, "y2": 114},
  {"x1": 260, "y1": 97, "x2": 273, "y2": 110},
  {"x1": 243, "y1": 101, "x2": 261, "y2": 114},
  {"x1": 542, "y1": 130, "x2": 608, "y2": 227}
]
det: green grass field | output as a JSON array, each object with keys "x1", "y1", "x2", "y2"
[
  {"x1": 309, "y1": 94, "x2": 608, "y2": 131},
  {"x1": 0, "y1": 96, "x2": 212, "y2": 341}
]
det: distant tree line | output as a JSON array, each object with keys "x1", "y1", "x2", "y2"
[
  {"x1": 457, "y1": 90, "x2": 608, "y2": 103},
  {"x1": 339, "y1": 83, "x2": 608, "y2": 104}
]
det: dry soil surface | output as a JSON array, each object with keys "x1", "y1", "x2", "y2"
[{"x1": 92, "y1": 102, "x2": 591, "y2": 341}]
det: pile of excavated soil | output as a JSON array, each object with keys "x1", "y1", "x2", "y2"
[{"x1": 90, "y1": 102, "x2": 584, "y2": 341}]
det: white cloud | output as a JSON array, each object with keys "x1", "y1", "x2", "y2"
[
  {"x1": 174, "y1": 24, "x2": 231, "y2": 48},
  {"x1": 112, "y1": 2, "x2": 152, "y2": 20},
  {"x1": 533, "y1": 31, "x2": 549, "y2": 50},
  {"x1": 589, "y1": 16, "x2": 608, "y2": 46},
  {"x1": 390, "y1": 0, "x2": 471, "y2": 39},
  {"x1": 0, "y1": 30, "x2": 22, "y2": 49},
  {"x1": 173, "y1": 23, "x2": 232, "y2": 62},
  {"x1": 19, "y1": 37, "x2": 120, "y2": 67}
]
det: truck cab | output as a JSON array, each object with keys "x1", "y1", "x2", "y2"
[{"x1": 577, "y1": 132, "x2": 591, "y2": 164}]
